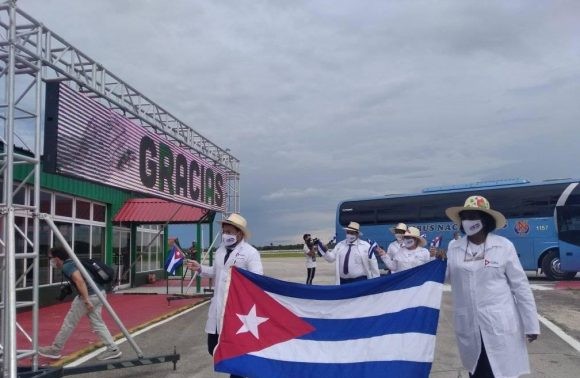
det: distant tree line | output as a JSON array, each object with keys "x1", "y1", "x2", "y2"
[
  {"x1": 255, "y1": 241, "x2": 336, "y2": 251},
  {"x1": 256, "y1": 243, "x2": 303, "y2": 251}
]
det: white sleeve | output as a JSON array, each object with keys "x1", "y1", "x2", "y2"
[
  {"x1": 505, "y1": 242, "x2": 540, "y2": 335},
  {"x1": 368, "y1": 255, "x2": 380, "y2": 278},
  {"x1": 420, "y1": 249, "x2": 432, "y2": 264},
  {"x1": 247, "y1": 250, "x2": 263, "y2": 275},
  {"x1": 381, "y1": 252, "x2": 398, "y2": 272},
  {"x1": 386, "y1": 243, "x2": 397, "y2": 258},
  {"x1": 199, "y1": 264, "x2": 215, "y2": 278},
  {"x1": 323, "y1": 247, "x2": 337, "y2": 263}
]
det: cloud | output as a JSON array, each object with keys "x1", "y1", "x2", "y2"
[
  {"x1": 262, "y1": 187, "x2": 326, "y2": 201},
  {"x1": 18, "y1": 0, "x2": 580, "y2": 246}
]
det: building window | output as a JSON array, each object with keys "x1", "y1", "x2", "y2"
[
  {"x1": 136, "y1": 225, "x2": 164, "y2": 273},
  {"x1": 54, "y1": 194, "x2": 73, "y2": 217},
  {"x1": 53, "y1": 221, "x2": 73, "y2": 251},
  {"x1": 93, "y1": 204, "x2": 106, "y2": 222},
  {"x1": 40, "y1": 191, "x2": 51, "y2": 213},
  {"x1": 113, "y1": 228, "x2": 131, "y2": 285},
  {"x1": 13, "y1": 183, "x2": 108, "y2": 288},
  {"x1": 73, "y1": 224, "x2": 91, "y2": 259},
  {"x1": 14, "y1": 216, "x2": 27, "y2": 288},
  {"x1": 38, "y1": 222, "x2": 51, "y2": 285},
  {"x1": 13, "y1": 184, "x2": 26, "y2": 205},
  {"x1": 76, "y1": 200, "x2": 91, "y2": 220},
  {"x1": 92, "y1": 226, "x2": 104, "y2": 261}
]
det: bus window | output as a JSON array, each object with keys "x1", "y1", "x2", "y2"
[
  {"x1": 339, "y1": 202, "x2": 376, "y2": 225},
  {"x1": 416, "y1": 192, "x2": 466, "y2": 222},
  {"x1": 484, "y1": 184, "x2": 566, "y2": 218},
  {"x1": 376, "y1": 203, "x2": 419, "y2": 223}
]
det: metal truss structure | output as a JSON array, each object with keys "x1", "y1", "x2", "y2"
[{"x1": 0, "y1": 1, "x2": 240, "y2": 376}]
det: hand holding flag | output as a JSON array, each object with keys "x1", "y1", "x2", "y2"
[
  {"x1": 367, "y1": 239, "x2": 379, "y2": 258},
  {"x1": 429, "y1": 236, "x2": 443, "y2": 258},
  {"x1": 430, "y1": 236, "x2": 442, "y2": 249},
  {"x1": 315, "y1": 239, "x2": 328, "y2": 257}
]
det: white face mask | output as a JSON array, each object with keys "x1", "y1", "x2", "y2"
[
  {"x1": 395, "y1": 234, "x2": 403, "y2": 242},
  {"x1": 50, "y1": 259, "x2": 57, "y2": 269},
  {"x1": 222, "y1": 233, "x2": 237, "y2": 247},
  {"x1": 346, "y1": 234, "x2": 357, "y2": 243},
  {"x1": 462, "y1": 220, "x2": 483, "y2": 236},
  {"x1": 403, "y1": 238, "x2": 415, "y2": 248}
]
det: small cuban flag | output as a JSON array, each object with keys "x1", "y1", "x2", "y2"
[
  {"x1": 164, "y1": 244, "x2": 185, "y2": 275},
  {"x1": 214, "y1": 260, "x2": 447, "y2": 378},
  {"x1": 367, "y1": 239, "x2": 379, "y2": 258},
  {"x1": 430, "y1": 235, "x2": 443, "y2": 249}
]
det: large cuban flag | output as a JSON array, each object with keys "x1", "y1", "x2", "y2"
[{"x1": 214, "y1": 259, "x2": 447, "y2": 378}]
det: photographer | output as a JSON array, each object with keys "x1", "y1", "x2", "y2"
[
  {"x1": 38, "y1": 247, "x2": 121, "y2": 361},
  {"x1": 303, "y1": 234, "x2": 317, "y2": 285}
]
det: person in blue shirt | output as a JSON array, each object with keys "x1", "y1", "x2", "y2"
[{"x1": 38, "y1": 247, "x2": 121, "y2": 361}]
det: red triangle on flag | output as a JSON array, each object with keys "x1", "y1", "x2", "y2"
[
  {"x1": 175, "y1": 249, "x2": 183, "y2": 259},
  {"x1": 214, "y1": 268, "x2": 315, "y2": 363}
]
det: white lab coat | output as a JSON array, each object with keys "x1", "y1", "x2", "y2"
[
  {"x1": 386, "y1": 240, "x2": 403, "y2": 258},
  {"x1": 322, "y1": 238, "x2": 380, "y2": 284},
  {"x1": 446, "y1": 234, "x2": 540, "y2": 377},
  {"x1": 199, "y1": 240, "x2": 263, "y2": 334},
  {"x1": 380, "y1": 246, "x2": 431, "y2": 273}
]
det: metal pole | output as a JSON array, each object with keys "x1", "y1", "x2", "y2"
[
  {"x1": 196, "y1": 223, "x2": 202, "y2": 293},
  {"x1": 42, "y1": 214, "x2": 144, "y2": 358},
  {"x1": 28, "y1": 19, "x2": 45, "y2": 372},
  {"x1": 3, "y1": 1, "x2": 19, "y2": 376}
]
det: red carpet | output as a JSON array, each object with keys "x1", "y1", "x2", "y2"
[
  {"x1": 15, "y1": 293, "x2": 208, "y2": 366},
  {"x1": 555, "y1": 281, "x2": 580, "y2": 290},
  {"x1": 142, "y1": 277, "x2": 212, "y2": 287}
]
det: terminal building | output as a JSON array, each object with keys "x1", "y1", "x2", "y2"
[{"x1": 0, "y1": 4, "x2": 240, "y2": 363}]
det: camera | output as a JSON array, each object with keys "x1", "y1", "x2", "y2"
[
  {"x1": 56, "y1": 283, "x2": 73, "y2": 301},
  {"x1": 305, "y1": 237, "x2": 319, "y2": 249}
]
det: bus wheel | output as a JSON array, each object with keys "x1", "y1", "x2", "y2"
[{"x1": 541, "y1": 250, "x2": 577, "y2": 281}]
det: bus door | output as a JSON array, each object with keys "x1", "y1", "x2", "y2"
[
  {"x1": 513, "y1": 238, "x2": 535, "y2": 270},
  {"x1": 555, "y1": 206, "x2": 580, "y2": 272}
]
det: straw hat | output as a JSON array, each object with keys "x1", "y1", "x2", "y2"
[
  {"x1": 403, "y1": 227, "x2": 427, "y2": 247},
  {"x1": 445, "y1": 195, "x2": 506, "y2": 230},
  {"x1": 390, "y1": 222, "x2": 408, "y2": 234},
  {"x1": 219, "y1": 213, "x2": 251, "y2": 239},
  {"x1": 343, "y1": 221, "x2": 361, "y2": 233}
]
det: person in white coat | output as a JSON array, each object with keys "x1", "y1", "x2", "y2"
[
  {"x1": 444, "y1": 195, "x2": 540, "y2": 378},
  {"x1": 377, "y1": 226, "x2": 431, "y2": 273},
  {"x1": 387, "y1": 222, "x2": 408, "y2": 257},
  {"x1": 321, "y1": 221, "x2": 380, "y2": 284},
  {"x1": 375, "y1": 222, "x2": 407, "y2": 268},
  {"x1": 187, "y1": 213, "x2": 262, "y2": 378}
]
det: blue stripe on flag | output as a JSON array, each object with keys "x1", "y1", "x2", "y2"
[
  {"x1": 237, "y1": 259, "x2": 446, "y2": 300},
  {"x1": 299, "y1": 306, "x2": 439, "y2": 341},
  {"x1": 216, "y1": 355, "x2": 432, "y2": 378}
]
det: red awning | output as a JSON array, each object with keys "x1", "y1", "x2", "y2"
[{"x1": 113, "y1": 198, "x2": 209, "y2": 224}]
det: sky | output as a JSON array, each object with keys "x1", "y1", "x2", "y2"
[{"x1": 19, "y1": 0, "x2": 580, "y2": 247}]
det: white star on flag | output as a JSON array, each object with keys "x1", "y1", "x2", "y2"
[{"x1": 236, "y1": 304, "x2": 269, "y2": 339}]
